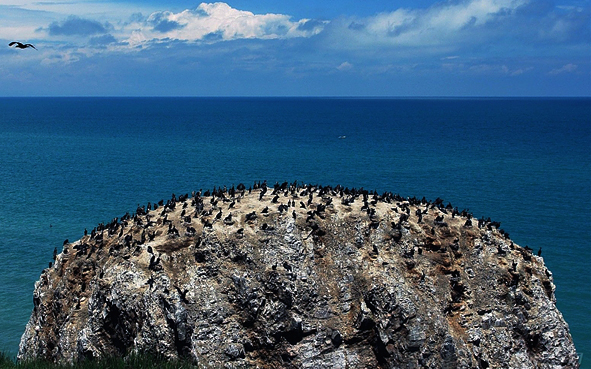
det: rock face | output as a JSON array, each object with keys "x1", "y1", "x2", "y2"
[{"x1": 19, "y1": 182, "x2": 579, "y2": 368}]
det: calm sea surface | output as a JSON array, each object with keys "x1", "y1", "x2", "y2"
[{"x1": 0, "y1": 97, "x2": 589, "y2": 364}]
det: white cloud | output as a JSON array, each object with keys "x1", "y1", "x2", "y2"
[
  {"x1": 427, "y1": 0, "x2": 525, "y2": 28},
  {"x1": 336, "y1": 61, "x2": 353, "y2": 71},
  {"x1": 0, "y1": 5, "x2": 55, "y2": 40},
  {"x1": 326, "y1": 0, "x2": 529, "y2": 49},
  {"x1": 124, "y1": 2, "x2": 327, "y2": 47},
  {"x1": 510, "y1": 67, "x2": 532, "y2": 76},
  {"x1": 40, "y1": 51, "x2": 80, "y2": 65},
  {"x1": 439, "y1": 60, "x2": 533, "y2": 76},
  {"x1": 2, "y1": 0, "x2": 588, "y2": 81},
  {"x1": 2, "y1": 25, "x2": 40, "y2": 41},
  {"x1": 468, "y1": 63, "x2": 509, "y2": 74},
  {"x1": 1, "y1": 1, "x2": 329, "y2": 64},
  {"x1": 549, "y1": 63, "x2": 578, "y2": 75},
  {"x1": 6, "y1": 0, "x2": 151, "y2": 20}
]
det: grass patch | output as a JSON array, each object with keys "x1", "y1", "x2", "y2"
[{"x1": 0, "y1": 351, "x2": 199, "y2": 369}]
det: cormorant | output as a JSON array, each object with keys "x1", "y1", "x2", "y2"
[
  {"x1": 149, "y1": 255, "x2": 161, "y2": 271},
  {"x1": 146, "y1": 276, "x2": 154, "y2": 289},
  {"x1": 175, "y1": 286, "x2": 190, "y2": 304},
  {"x1": 224, "y1": 213, "x2": 234, "y2": 225},
  {"x1": 9, "y1": 41, "x2": 37, "y2": 50}
]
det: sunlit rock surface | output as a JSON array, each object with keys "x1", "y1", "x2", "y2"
[{"x1": 18, "y1": 182, "x2": 579, "y2": 368}]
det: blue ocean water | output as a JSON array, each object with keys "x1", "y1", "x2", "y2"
[{"x1": 0, "y1": 97, "x2": 589, "y2": 364}]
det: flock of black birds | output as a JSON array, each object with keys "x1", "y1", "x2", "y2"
[
  {"x1": 47, "y1": 181, "x2": 534, "y2": 274},
  {"x1": 38, "y1": 180, "x2": 548, "y2": 316}
]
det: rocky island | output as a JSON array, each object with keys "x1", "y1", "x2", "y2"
[{"x1": 18, "y1": 182, "x2": 579, "y2": 368}]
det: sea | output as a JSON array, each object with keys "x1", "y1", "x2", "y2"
[{"x1": 0, "y1": 97, "x2": 589, "y2": 365}]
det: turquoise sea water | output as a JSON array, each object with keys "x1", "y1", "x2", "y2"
[{"x1": 0, "y1": 97, "x2": 589, "y2": 364}]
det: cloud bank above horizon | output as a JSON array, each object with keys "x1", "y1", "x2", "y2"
[{"x1": 1, "y1": 0, "x2": 589, "y2": 96}]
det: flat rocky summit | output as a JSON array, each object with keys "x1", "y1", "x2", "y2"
[{"x1": 19, "y1": 182, "x2": 579, "y2": 368}]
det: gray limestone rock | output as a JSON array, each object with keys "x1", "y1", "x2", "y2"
[{"x1": 18, "y1": 183, "x2": 579, "y2": 368}]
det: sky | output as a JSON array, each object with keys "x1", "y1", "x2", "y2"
[{"x1": 1, "y1": 0, "x2": 589, "y2": 96}]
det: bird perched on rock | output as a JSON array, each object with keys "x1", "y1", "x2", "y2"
[{"x1": 9, "y1": 41, "x2": 37, "y2": 50}]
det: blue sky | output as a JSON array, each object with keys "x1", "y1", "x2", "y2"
[{"x1": 1, "y1": 0, "x2": 589, "y2": 96}]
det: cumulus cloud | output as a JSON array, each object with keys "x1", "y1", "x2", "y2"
[
  {"x1": 125, "y1": 2, "x2": 327, "y2": 46},
  {"x1": 297, "y1": 19, "x2": 326, "y2": 32},
  {"x1": 148, "y1": 11, "x2": 186, "y2": 33},
  {"x1": 48, "y1": 15, "x2": 111, "y2": 36}
]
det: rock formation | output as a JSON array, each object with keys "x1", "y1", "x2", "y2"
[{"x1": 18, "y1": 182, "x2": 579, "y2": 368}]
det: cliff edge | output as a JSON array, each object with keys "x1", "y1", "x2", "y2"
[{"x1": 18, "y1": 182, "x2": 579, "y2": 368}]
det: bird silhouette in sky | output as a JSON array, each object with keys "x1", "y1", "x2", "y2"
[{"x1": 9, "y1": 41, "x2": 37, "y2": 50}]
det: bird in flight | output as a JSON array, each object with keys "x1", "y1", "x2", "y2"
[{"x1": 9, "y1": 41, "x2": 37, "y2": 50}]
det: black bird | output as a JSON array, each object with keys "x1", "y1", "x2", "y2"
[
  {"x1": 146, "y1": 276, "x2": 155, "y2": 289},
  {"x1": 224, "y1": 212, "x2": 234, "y2": 225},
  {"x1": 9, "y1": 41, "x2": 37, "y2": 50},
  {"x1": 175, "y1": 286, "x2": 190, "y2": 304},
  {"x1": 149, "y1": 255, "x2": 161, "y2": 271}
]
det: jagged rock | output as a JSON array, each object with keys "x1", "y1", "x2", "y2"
[{"x1": 18, "y1": 183, "x2": 579, "y2": 368}]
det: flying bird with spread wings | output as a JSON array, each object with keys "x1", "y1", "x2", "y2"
[{"x1": 9, "y1": 41, "x2": 37, "y2": 50}]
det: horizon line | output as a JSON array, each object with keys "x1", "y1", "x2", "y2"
[{"x1": 1, "y1": 95, "x2": 590, "y2": 99}]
